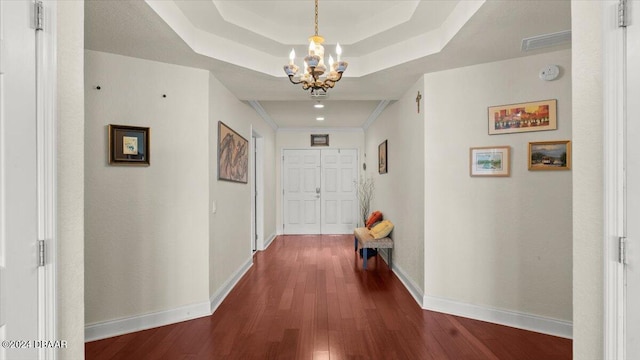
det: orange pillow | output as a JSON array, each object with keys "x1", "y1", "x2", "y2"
[{"x1": 365, "y1": 211, "x2": 383, "y2": 229}]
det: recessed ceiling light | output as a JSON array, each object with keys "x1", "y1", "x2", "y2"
[
  {"x1": 314, "y1": 103, "x2": 324, "y2": 109},
  {"x1": 316, "y1": 117, "x2": 325, "y2": 121}
]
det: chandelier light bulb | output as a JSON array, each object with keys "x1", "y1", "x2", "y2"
[
  {"x1": 308, "y1": 40, "x2": 316, "y2": 56},
  {"x1": 289, "y1": 49, "x2": 295, "y2": 65},
  {"x1": 336, "y1": 43, "x2": 342, "y2": 62},
  {"x1": 328, "y1": 55, "x2": 334, "y2": 69}
]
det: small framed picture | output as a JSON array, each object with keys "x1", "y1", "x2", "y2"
[
  {"x1": 378, "y1": 140, "x2": 388, "y2": 174},
  {"x1": 470, "y1": 146, "x2": 510, "y2": 177},
  {"x1": 528, "y1": 140, "x2": 571, "y2": 171},
  {"x1": 108, "y1": 124, "x2": 150, "y2": 166},
  {"x1": 311, "y1": 134, "x2": 329, "y2": 146},
  {"x1": 488, "y1": 99, "x2": 557, "y2": 135}
]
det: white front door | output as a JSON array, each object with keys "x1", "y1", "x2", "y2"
[
  {"x1": 283, "y1": 149, "x2": 358, "y2": 235},
  {"x1": 283, "y1": 150, "x2": 322, "y2": 234},
  {"x1": 626, "y1": 0, "x2": 640, "y2": 356},
  {"x1": 0, "y1": 1, "x2": 40, "y2": 359},
  {"x1": 321, "y1": 149, "x2": 357, "y2": 234}
]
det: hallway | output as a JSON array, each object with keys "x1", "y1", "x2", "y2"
[{"x1": 85, "y1": 235, "x2": 571, "y2": 359}]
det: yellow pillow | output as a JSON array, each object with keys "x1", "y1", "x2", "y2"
[{"x1": 369, "y1": 220, "x2": 394, "y2": 239}]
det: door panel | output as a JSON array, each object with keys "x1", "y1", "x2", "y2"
[
  {"x1": 0, "y1": 1, "x2": 39, "y2": 359},
  {"x1": 283, "y1": 150, "x2": 321, "y2": 234},
  {"x1": 321, "y1": 149, "x2": 357, "y2": 234},
  {"x1": 626, "y1": 0, "x2": 640, "y2": 356}
]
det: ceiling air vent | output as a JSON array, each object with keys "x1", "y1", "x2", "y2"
[{"x1": 521, "y1": 30, "x2": 571, "y2": 52}]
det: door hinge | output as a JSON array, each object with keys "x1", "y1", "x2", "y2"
[
  {"x1": 619, "y1": 236, "x2": 627, "y2": 264},
  {"x1": 38, "y1": 240, "x2": 45, "y2": 267},
  {"x1": 619, "y1": 0, "x2": 628, "y2": 28},
  {"x1": 35, "y1": 1, "x2": 44, "y2": 31}
]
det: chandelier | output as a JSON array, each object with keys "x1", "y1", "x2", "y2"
[{"x1": 283, "y1": 0, "x2": 348, "y2": 94}]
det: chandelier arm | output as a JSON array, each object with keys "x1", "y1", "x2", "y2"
[{"x1": 287, "y1": 75, "x2": 304, "y2": 85}]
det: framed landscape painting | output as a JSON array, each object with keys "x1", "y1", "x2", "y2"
[
  {"x1": 218, "y1": 121, "x2": 248, "y2": 183},
  {"x1": 469, "y1": 146, "x2": 510, "y2": 177},
  {"x1": 488, "y1": 99, "x2": 557, "y2": 135},
  {"x1": 528, "y1": 140, "x2": 571, "y2": 171}
]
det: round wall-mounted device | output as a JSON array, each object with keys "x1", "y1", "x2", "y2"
[{"x1": 539, "y1": 65, "x2": 560, "y2": 81}]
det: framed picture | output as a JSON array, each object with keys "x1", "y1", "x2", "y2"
[
  {"x1": 528, "y1": 140, "x2": 571, "y2": 171},
  {"x1": 108, "y1": 124, "x2": 150, "y2": 166},
  {"x1": 311, "y1": 134, "x2": 329, "y2": 146},
  {"x1": 488, "y1": 99, "x2": 557, "y2": 135},
  {"x1": 378, "y1": 140, "x2": 388, "y2": 174},
  {"x1": 469, "y1": 146, "x2": 510, "y2": 177},
  {"x1": 218, "y1": 121, "x2": 248, "y2": 183}
]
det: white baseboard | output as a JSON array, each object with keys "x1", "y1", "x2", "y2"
[
  {"x1": 85, "y1": 301, "x2": 211, "y2": 342},
  {"x1": 378, "y1": 249, "x2": 424, "y2": 307},
  {"x1": 85, "y1": 257, "x2": 254, "y2": 342},
  {"x1": 422, "y1": 295, "x2": 573, "y2": 339},
  {"x1": 210, "y1": 257, "x2": 253, "y2": 314},
  {"x1": 263, "y1": 232, "x2": 277, "y2": 250}
]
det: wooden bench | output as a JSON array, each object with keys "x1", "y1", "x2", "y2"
[{"x1": 353, "y1": 227, "x2": 393, "y2": 270}]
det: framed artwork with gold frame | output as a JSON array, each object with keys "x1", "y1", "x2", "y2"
[{"x1": 528, "y1": 140, "x2": 571, "y2": 171}]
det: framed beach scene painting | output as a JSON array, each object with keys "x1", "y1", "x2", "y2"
[{"x1": 470, "y1": 146, "x2": 510, "y2": 177}]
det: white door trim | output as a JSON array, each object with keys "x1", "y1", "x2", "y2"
[
  {"x1": 250, "y1": 129, "x2": 265, "y2": 251},
  {"x1": 37, "y1": 1, "x2": 57, "y2": 358},
  {"x1": 603, "y1": 1, "x2": 625, "y2": 359},
  {"x1": 254, "y1": 136, "x2": 265, "y2": 250}
]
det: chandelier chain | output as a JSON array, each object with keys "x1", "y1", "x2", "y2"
[{"x1": 314, "y1": 0, "x2": 318, "y2": 36}]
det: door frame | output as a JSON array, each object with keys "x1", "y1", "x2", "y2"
[
  {"x1": 37, "y1": 1, "x2": 58, "y2": 358},
  {"x1": 603, "y1": 0, "x2": 626, "y2": 358}
]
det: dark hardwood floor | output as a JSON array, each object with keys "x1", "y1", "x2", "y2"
[{"x1": 85, "y1": 235, "x2": 572, "y2": 359}]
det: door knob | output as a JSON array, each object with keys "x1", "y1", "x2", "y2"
[{"x1": 316, "y1": 187, "x2": 320, "y2": 194}]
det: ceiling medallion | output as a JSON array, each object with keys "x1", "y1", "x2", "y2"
[{"x1": 283, "y1": 0, "x2": 348, "y2": 95}]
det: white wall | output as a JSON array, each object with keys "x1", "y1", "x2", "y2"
[
  {"x1": 208, "y1": 74, "x2": 277, "y2": 295},
  {"x1": 57, "y1": 2, "x2": 85, "y2": 358},
  {"x1": 364, "y1": 80, "x2": 425, "y2": 300},
  {"x1": 84, "y1": 51, "x2": 210, "y2": 325},
  {"x1": 423, "y1": 50, "x2": 573, "y2": 325},
  {"x1": 571, "y1": 1, "x2": 604, "y2": 356},
  {"x1": 275, "y1": 129, "x2": 365, "y2": 233}
]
